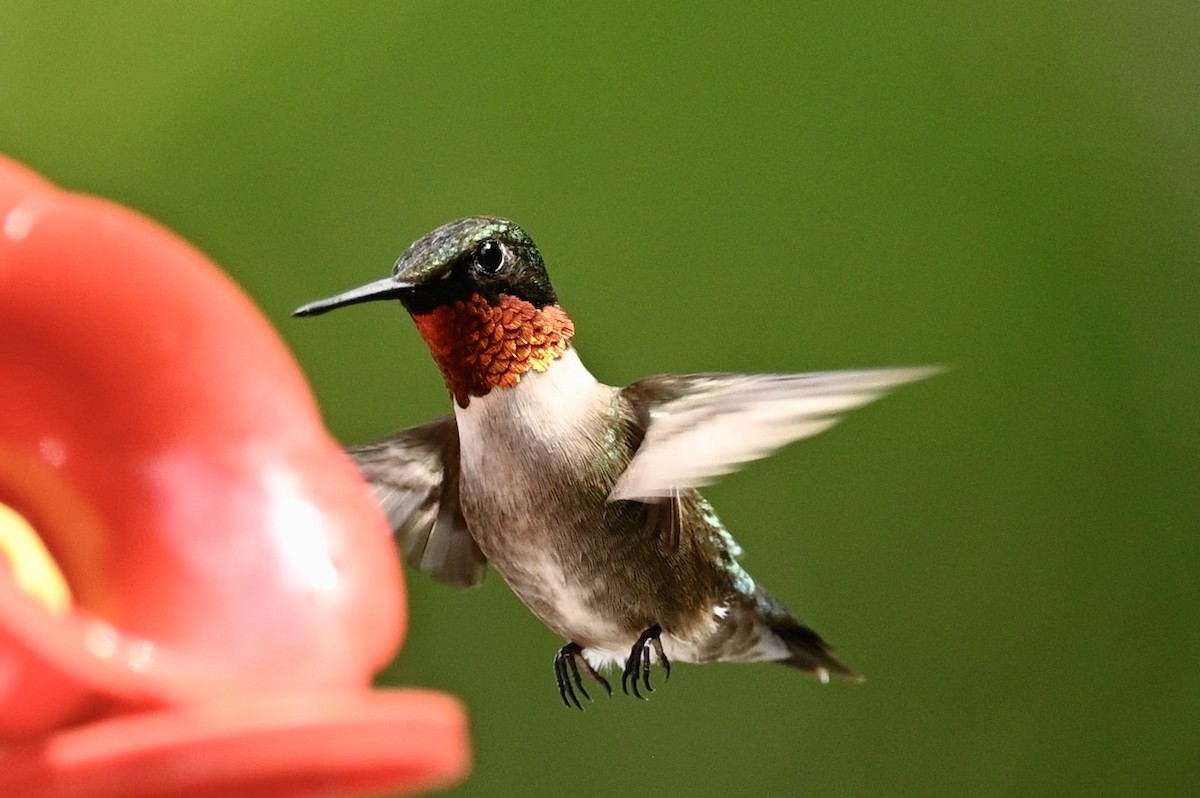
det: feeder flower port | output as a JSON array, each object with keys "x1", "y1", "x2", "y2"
[{"x1": 0, "y1": 155, "x2": 469, "y2": 798}]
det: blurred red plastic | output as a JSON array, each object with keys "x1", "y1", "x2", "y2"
[{"x1": 0, "y1": 155, "x2": 469, "y2": 796}]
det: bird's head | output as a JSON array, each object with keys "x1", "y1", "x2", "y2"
[{"x1": 295, "y1": 217, "x2": 575, "y2": 407}]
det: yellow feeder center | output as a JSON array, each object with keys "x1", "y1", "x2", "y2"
[{"x1": 0, "y1": 502, "x2": 71, "y2": 614}]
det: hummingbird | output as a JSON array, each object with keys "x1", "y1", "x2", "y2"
[{"x1": 294, "y1": 217, "x2": 936, "y2": 709}]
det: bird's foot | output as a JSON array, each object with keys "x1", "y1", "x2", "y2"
[
  {"x1": 554, "y1": 642, "x2": 612, "y2": 710},
  {"x1": 622, "y1": 624, "x2": 670, "y2": 700}
]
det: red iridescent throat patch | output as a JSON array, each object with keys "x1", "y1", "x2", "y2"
[{"x1": 412, "y1": 293, "x2": 575, "y2": 407}]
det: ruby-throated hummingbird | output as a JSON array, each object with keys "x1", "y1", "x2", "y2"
[{"x1": 295, "y1": 217, "x2": 936, "y2": 709}]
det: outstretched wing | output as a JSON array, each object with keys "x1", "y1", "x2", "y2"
[
  {"x1": 612, "y1": 367, "x2": 941, "y2": 501},
  {"x1": 348, "y1": 415, "x2": 487, "y2": 587}
]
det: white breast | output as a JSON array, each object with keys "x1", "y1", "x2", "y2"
[
  {"x1": 453, "y1": 346, "x2": 603, "y2": 451},
  {"x1": 451, "y1": 347, "x2": 623, "y2": 641}
]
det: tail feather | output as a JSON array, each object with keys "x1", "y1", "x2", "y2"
[
  {"x1": 756, "y1": 589, "x2": 862, "y2": 682},
  {"x1": 768, "y1": 616, "x2": 862, "y2": 682}
]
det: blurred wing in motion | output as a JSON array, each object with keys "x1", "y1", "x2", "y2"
[
  {"x1": 612, "y1": 367, "x2": 942, "y2": 502},
  {"x1": 348, "y1": 415, "x2": 487, "y2": 587}
]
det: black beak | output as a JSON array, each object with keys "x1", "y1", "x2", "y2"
[{"x1": 293, "y1": 276, "x2": 414, "y2": 317}]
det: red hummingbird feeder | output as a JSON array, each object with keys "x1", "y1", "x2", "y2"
[{"x1": 0, "y1": 155, "x2": 469, "y2": 797}]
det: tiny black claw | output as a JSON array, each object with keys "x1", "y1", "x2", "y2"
[
  {"x1": 622, "y1": 624, "x2": 668, "y2": 701},
  {"x1": 641, "y1": 639, "x2": 653, "y2": 694},
  {"x1": 652, "y1": 634, "x2": 670, "y2": 681},
  {"x1": 554, "y1": 643, "x2": 612, "y2": 710},
  {"x1": 557, "y1": 656, "x2": 582, "y2": 709},
  {"x1": 622, "y1": 663, "x2": 643, "y2": 699}
]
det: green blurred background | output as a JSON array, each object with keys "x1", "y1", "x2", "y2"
[{"x1": 3, "y1": 2, "x2": 1196, "y2": 795}]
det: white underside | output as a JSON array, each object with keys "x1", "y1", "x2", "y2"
[
  {"x1": 528, "y1": 549, "x2": 791, "y2": 669},
  {"x1": 454, "y1": 346, "x2": 602, "y2": 446},
  {"x1": 453, "y1": 347, "x2": 795, "y2": 668}
]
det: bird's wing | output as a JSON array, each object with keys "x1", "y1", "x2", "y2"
[
  {"x1": 348, "y1": 415, "x2": 487, "y2": 587},
  {"x1": 611, "y1": 367, "x2": 941, "y2": 502}
]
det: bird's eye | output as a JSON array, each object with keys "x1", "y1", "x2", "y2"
[{"x1": 474, "y1": 239, "x2": 506, "y2": 274}]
